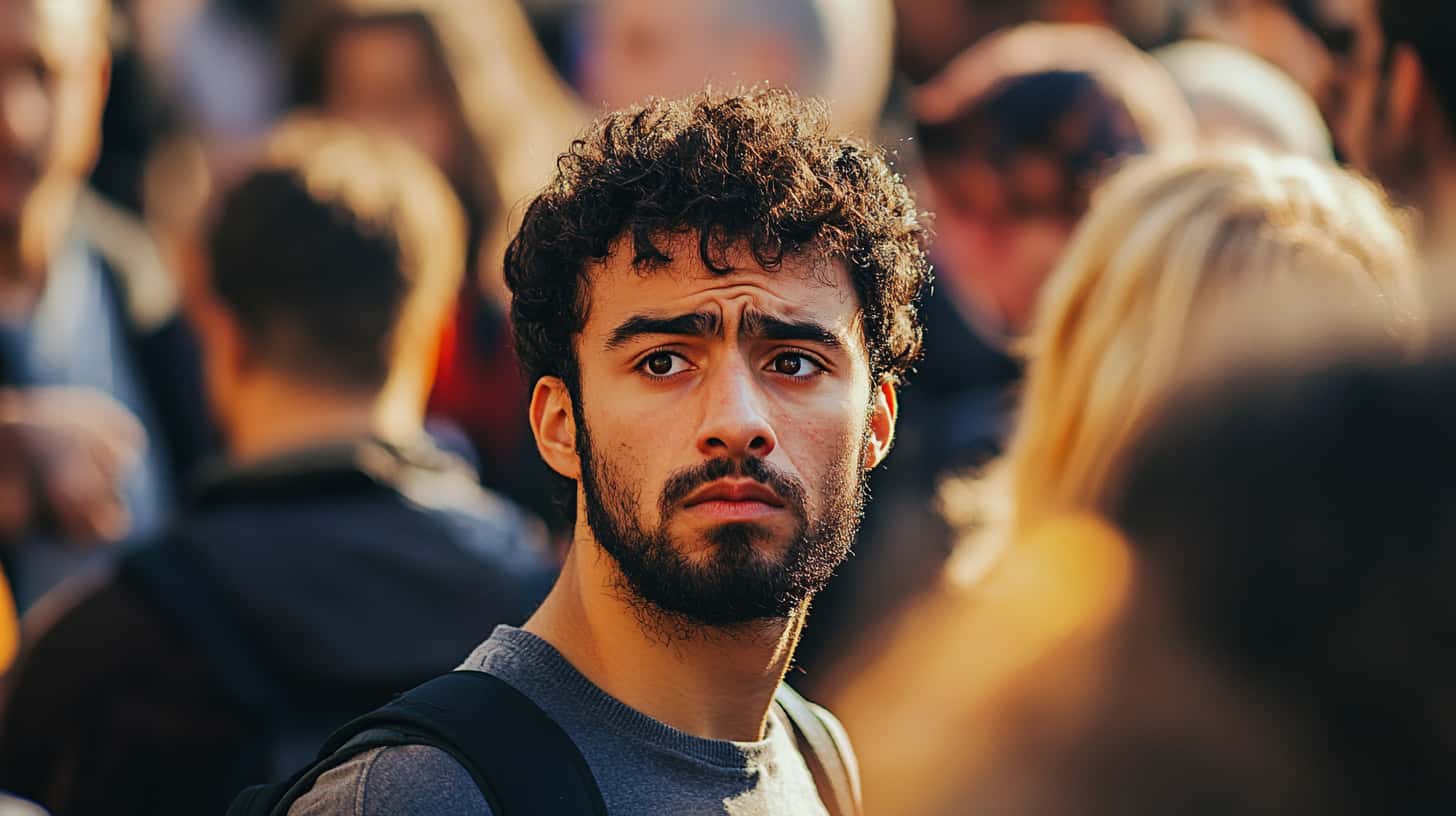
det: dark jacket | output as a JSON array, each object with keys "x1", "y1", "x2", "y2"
[{"x1": 0, "y1": 438, "x2": 556, "y2": 816}]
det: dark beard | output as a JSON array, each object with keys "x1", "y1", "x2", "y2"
[{"x1": 578, "y1": 420, "x2": 868, "y2": 631}]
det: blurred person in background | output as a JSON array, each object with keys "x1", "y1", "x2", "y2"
[
  {"x1": 0, "y1": 0, "x2": 212, "y2": 610},
  {"x1": 1171, "y1": 1, "x2": 1390, "y2": 164},
  {"x1": 287, "y1": 0, "x2": 561, "y2": 524},
  {"x1": 1324, "y1": 0, "x2": 1456, "y2": 266},
  {"x1": 570, "y1": 0, "x2": 831, "y2": 112},
  {"x1": 565, "y1": 0, "x2": 896, "y2": 135},
  {"x1": 1155, "y1": 38, "x2": 1333, "y2": 157},
  {"x1": 940, "y1": 345, "x2": 1456, "y2": 814},
  {"x1": 0, "y1": 118, "x2": 555, "y2": 816},
  {"x1": 823, "y1": 148, "x2": 1422, "y2": 816},
  {"x1": 890, "y1": 0, "x2": 1119, "y2": 84},
  {"x1": 793, "y1": 22, "x2": 1194, "y2": 687}
]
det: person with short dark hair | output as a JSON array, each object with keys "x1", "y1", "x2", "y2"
[
  {"x1": 0, "y1": 118, "x2": 555, "y2": 816},
  {"x1": 282, "y1": 87, "x2": 929, "y2": 816}
]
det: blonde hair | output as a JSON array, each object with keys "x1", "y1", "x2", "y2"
[{"x1": 1002, "y1": 148, "x2": 1421, "y2": 540}]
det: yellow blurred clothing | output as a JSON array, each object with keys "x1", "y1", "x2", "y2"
[
  {"x1": 0, "y1": 574, "x2": 15, "y2": 672},
  {"x1": 820, "y1": 516, "x2": 1132, "y2": 816}
]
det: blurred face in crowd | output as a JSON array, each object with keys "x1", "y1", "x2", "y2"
[
  {"x1": 1290, "y1": 0, "x2": 1385, "y2": 169},
  {"x1": 0, "y1": 0, "x2": 106, "y2": 236},
  {"x1": 1192, "y1": 0, "x2": 1384, "y2": 166},
  {"x1": 926, "y1": 155, "x2": 1079, "y2": 333},
  {"x1": 319, "y1": 20, "x2": 466, "y2": 183},
  {"x1": 575, "y1": 0, "x2": 804, "y2": 111},
  {"x1": 543, "y1": 241, "x2": 896, "y2": 626}
]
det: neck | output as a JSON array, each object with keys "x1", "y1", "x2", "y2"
[
  {"x1": 0, "y1": 178, "x2": 80, "y2": 318},
  {"x1": 525, "y1": 528, "x2": 805, "y2": 742},
  {"x1": 224, "y1": 374, "x2": 425, "y2": 465}
]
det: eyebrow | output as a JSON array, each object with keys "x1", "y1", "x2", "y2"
[
  {"x1": 742, "y1": 311, "x2": 844, "y2": 348},
  {"x1": 605, "y1": 312, "x2": 721, "y2": 349},
  {"x1": 604, "y1": 310, "x2": 844, "y2": 350}
]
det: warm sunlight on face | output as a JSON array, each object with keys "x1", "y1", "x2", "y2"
[{"x1": 558, "y1": 239, "x2": 894, "y2": 624}]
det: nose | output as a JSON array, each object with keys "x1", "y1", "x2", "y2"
[{"x1": 696, "y1": 356, "x2": 777, "y2": 460}]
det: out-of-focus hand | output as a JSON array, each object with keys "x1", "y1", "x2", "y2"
[{"x1": 0, "y1": 387, "x2": 145, "y2": 545}]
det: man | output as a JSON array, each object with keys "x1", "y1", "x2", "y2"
[
  {"x1": 1323, "y1": 0, "x2": 1456, "y2": 263},
  {"x1": 566, "y1": 0, "x2": 894, "y2": 135},
  {"x1": 793, "y1": 24, "x2": 1195, "y2": 685},
  {"x1": 285, "y1": 88, "x2": 929, "y2": 814},
  {"x1": 0, "y1": 0, "x2": 212, "y2": 608},
  {"x1": 0, "y1": 119, "x2": 555, "y2": 815}
]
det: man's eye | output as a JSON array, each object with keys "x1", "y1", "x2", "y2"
[
  {"x1": 641, "y1": 351, "x2": 690, "y2": 377},
  {"x1": 770, "y1": 352, "x2": 823, "y2": 378}
]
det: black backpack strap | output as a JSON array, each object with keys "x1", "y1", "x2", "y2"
[
  {"x1": 775, "y1": 684, "x2": 862, "y2": 816},
  {"x1": 241, "y1": 670, "x2": 607, "y2": 816}
]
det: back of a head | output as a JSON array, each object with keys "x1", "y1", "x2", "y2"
[
  {"x1": 914, "y1": 23, "x2": 1195, "y2": 166},
  {"x1": 1007, "y1": 147, "x2": 1421, "y2": 533},
  {"x1": 206, "y1": 117, "x2": 465, "y2": 392},
  {"x1": 1088, "y1": 348, "x2": 1456, "y2": 813},
  {"x1": 912, "y1": 24, "x2": 1196, "y2": 329}
]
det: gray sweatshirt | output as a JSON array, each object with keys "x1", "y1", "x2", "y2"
[{"x1": 289, "y1": 626, "x2": 851, "y2": 815}]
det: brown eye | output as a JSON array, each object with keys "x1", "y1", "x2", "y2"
[
  {"x1": 774, "y1": 354, "x2": 804, "y2": 376},
  {"x1": 772, "y1": 353, "x2": 823, "y2": 378},
  {"x1": 643, "y1": 352, "x2": 680, "y2": 377}
]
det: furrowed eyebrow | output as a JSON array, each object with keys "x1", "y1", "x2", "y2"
[
  {"x1": 742, "y1": 311, "x2": 844, "y2": 348},
  {"x1": 604, "y1": 312, "x2": 721, "y2": 349}
]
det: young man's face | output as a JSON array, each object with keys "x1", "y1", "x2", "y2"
[
  {"x1": 544, "y1": 239, "x2": 895, "y2": 627},
  {"x1": 0, "y1": 0, "x2": 105, "y2": 233}
]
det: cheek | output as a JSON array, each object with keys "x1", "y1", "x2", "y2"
[{"x1": 776, "y1": 404, "x2": 867, "y2": 493}]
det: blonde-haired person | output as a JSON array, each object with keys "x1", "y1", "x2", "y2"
[
  {"x1": 1005, "y1": 146, "x2": 1420, "y2": 543},
  {"x1": 822, "y1": 147, "x2": 1423, "y2": 816}
]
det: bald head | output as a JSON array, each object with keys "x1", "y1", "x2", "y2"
[{"x1": 572, "y1": 0, "x2": 829, "y2": 111}]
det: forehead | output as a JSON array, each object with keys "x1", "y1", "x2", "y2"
[
  {"x1": 581, "y1": 238, "x2": 863, "y2": 336},
  {"x1": 0, "y1": 0, "x2": 102, "y2": 66},
  {"x1": 0, "y1": 1, "x2": 38, "y2": 55},
  {"x1": 597, "y1": 0, "x2": 710, "y2": 31}
]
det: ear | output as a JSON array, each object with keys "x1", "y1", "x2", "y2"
[
  {"x1": 1384, "y1": 44, "x2": 1425, "y2": 147},
  {"x1": 191, "y1": 289, "x2": 252, "y2": 383},
  {"x1": 530, "y1": 376, "x2": 581, "y2": 480},
  {"x1": 863, "y1": 380, "x2": 898, "y2": 469}
]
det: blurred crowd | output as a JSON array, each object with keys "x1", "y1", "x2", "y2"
[{"x1": 0, "y1": 0, "x2": 1453, "y2": 813}]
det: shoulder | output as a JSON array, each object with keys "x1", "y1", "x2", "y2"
[
  {"x1": 72, "y1": 187, "x2": 178, "y2": 332},
  {"x1": 6, "y1": 564, "x2": 155, "y2": 708},
  {"x1": 0, "y1": 562, "x2": 213, "y2": 796},
  {"x1": 288, "y1": 745, "x2": 493, "y2": 816}
]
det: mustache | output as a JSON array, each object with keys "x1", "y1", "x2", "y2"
[{"x1": 658, "y1": 457, "x2": 808, "y2": 517}]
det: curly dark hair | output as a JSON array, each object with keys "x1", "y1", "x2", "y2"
[{"x1": 505, "y1": 88, "x2": 931, "y2": 397}]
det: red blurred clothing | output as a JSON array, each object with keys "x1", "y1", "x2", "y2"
[
  {"x1": 429, "y1": 292, "x2": 528, "y2": 469},
  {"x1": 428, "y1": 290, "x2": 560, "y2": 530}
]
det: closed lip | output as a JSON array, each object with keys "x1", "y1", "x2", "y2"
[{"x1": 682, "y1": 480, "x2": 785, "y2": 508}]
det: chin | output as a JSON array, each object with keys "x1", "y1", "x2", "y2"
[{"x1": 670, "y1": 521, "x2": 783, "y2": 563}]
